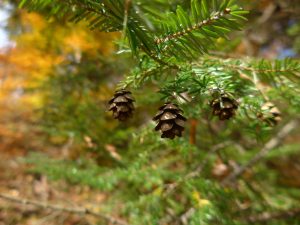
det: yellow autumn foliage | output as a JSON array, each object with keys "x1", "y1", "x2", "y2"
[
  {"x1": 192, "y1": 191, "x2": 211, "y2": 208},
  {"x1": 1, "y1": 10, "x2": 118, "y2": 109}
]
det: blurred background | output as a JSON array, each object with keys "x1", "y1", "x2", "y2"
[{"x1": 0, "y1": 0, "x2": 300, "y2": 224}]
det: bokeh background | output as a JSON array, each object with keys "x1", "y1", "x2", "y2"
[{"x1": 0, "y1": 0, "x2": 300, "y2": 224}]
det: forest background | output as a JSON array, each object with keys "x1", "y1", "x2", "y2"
[{"x1": 0, "y1": 0, "x2": 300, "y2": 225}]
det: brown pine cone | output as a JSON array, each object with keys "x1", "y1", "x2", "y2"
[
  {"x1": 257, "y1": 102, "x2": 281, "y2": 126},
  {"x1": 211, "y1": 94, "x2": 238, "y2": 120},
  {"x1": 108, "y1": 90, "x2": 135, "y2": 121},
  {"x1": 153, "y1": 102, "x2": 187, "y2": 139}
]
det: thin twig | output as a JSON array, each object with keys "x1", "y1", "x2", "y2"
[
  {"x1": 163, "y1": 142, "x2": 231, "y2": 197},
  {"x1": 196, "y1": 57, "x2": 300, "y2": 76},
  {"x1": 180, "y1": 208, "x2": 196, "y2": 225},
  {"x1": 245, "y1": 208, "x2": 300, "y2": 223},
  {"x1": 155, "y1": 9, "x2": 231, "y2": 44},
  {"x1": 175, "y1": 120, "x2": 298, "y2": 223},
  {"x1": 121, "y1": 0, "x2": 131, "y2": 42},
  {"x1": 224, "y1": 63, "x2": 300, "y2": 76},
  {"x1": 222, "y1": 119, "x2": 299, "y2": 185},
  {"x1": 171, "y1": 196, "x2": 300, "y2": 225},
  {"x1": 161, "y1": 142, "x2": 233, "y2": 224},
  {"x1": 0, "y1": 193, "x2": 128, "y2": 225}
]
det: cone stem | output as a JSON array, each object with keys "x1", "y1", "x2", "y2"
[{"x1": 189, "y1": 119, "x2": 198, "y2": 145}]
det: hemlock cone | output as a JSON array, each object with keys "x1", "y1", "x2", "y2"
[
  {"x1": 108, "y1": 90, "x2": 135, "y2": 121},
  {"x1": 211, "y1": 94, "x2": 239, "y2": 120},
  {"x1": 153, "y1": 102, "x2": 187, "y2": 139},
  {"x1": 258, "y1": 102, "x2": 282, "y2": 126}
]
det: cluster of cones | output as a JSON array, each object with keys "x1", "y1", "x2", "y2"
[
  {"x1": 108, "y1": 90, "x2": 281, "y2": 139},
  {"x1": 108, "y1": 90, "x2": 187, "y2": 139}
]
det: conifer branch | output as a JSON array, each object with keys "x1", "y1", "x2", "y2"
[
  {"x1": 119, "y1": 63, "x2": 168, "y2": 89},
  {"x1": 20, "y1": 0, "x2": 248, "y2": 60},
  {"x1": 122, "y1": 0, "x2": 131, "y2": 39},
  {"x1": 162, "y1": 142, "x2": 232, "y2": 197},
  {"x1": 146, "y1": 50, "x2": 179, "y2": 69},
  {"x1": 153, "y1": 0, "x2": 248, "y2": 59},
  {"x1": 165, "y1": 121, "x2": 298, "y2": 223},
  {"x1": 230, "y1": 65, "x2": 300, "y2": 75},
  {"x1": 205, "y1": 57, "x2": 300, "y2": 76},
  {"x1": 155, "y1": 8, "x2": 231, "y2": 44},
  {"x1": 175, "y1": 203, "x2": 300, "y2": 224},
  {"x1": 222, "y1": 119, "x2": 299, "y2": 185},
  {"x1": 0, "y1": 193, "x2": 128, "y2": 225},
  {"x1": 245, "y1": 208, "x2": 300, "y2": 223}
]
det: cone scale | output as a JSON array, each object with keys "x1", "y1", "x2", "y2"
[
  {"x1": 210, "y1": 94, "x2": 238, "y2": 120},
  {"x1": 108, "y1": 90, "x2": 135, "y2": 121},
  {"x1": 153, "y1": 102, "x2": 187, "y2": 139}
]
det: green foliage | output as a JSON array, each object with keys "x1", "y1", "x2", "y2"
[
  {"x1": 154, "y1": 0, "x2": 248, "y2": 60},
  {"x1": 19, "y1": 0, "x2": 248, "y2": 60},
  {"x1": 16, "y1": 0, "x2": 300, "y2": 224},
  {"x1": 24, "y1": 126, "x2": 300, "y2": 224},
  {"x1": 19, "y1": 0, "x2": 123, "y2": 31}
]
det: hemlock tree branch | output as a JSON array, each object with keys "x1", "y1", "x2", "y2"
[
  {"x1": 222, "y1": 119, "x2": 299, "y2": 185},
  {"x1": 164, "y1": 120, "x2": 299, "y2": 224},
  {"x1": 180, "y1": 208, "x2": 196, "y2": 225},
  {"x1": 0, "y1": 193, "x2": 128, "y2": 225},
  {"x1": 12, "y1": 0, "x2": 300, "y2": 224},
  {"x1": 245, "y1": 208, "x2": 300, "y2": 223},
  {"x1": 155, "y1": 8, "x2": 232, "y2": 44},
  {"x1": 162, "y1": 142, "x2": 236, "y2": 224},
  {"x1": 163, "y1": 141, "x2": 232, "y2": 197}
]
